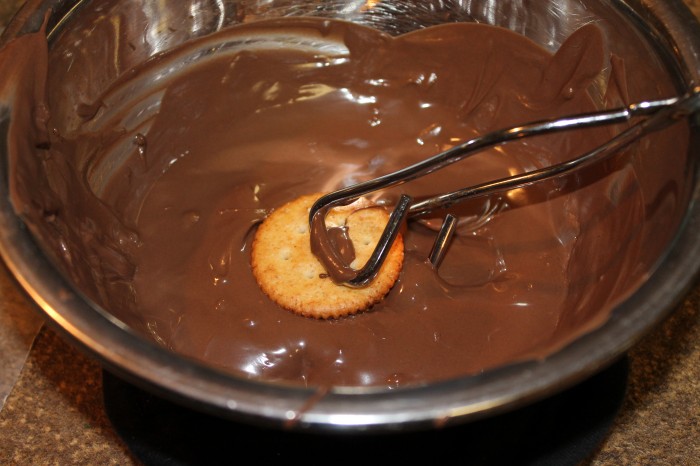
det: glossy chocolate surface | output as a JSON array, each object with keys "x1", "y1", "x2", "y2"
[{"x1": 3, "y1": 17, "x2": 689, "y2": 388}]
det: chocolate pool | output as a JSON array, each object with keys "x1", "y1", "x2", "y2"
[{"x1": 0, "y1": 0, "x2": 698, "y2": 430}]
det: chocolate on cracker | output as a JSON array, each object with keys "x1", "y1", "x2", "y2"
[{"x1": 251, "y1": 193, "x2": 404, "y2": 319}]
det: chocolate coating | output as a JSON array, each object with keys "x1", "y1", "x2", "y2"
[{"x1": 2, "y1": 17, "x2": 690, "y2": 388}]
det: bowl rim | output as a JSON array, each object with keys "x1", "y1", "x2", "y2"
[{"x1": 1, "y1": 0, "x2": 699, "y2": 431}]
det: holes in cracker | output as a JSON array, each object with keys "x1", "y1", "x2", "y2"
[{"x1": 303, "y1": 267, "x2": 316, "y2": 280}]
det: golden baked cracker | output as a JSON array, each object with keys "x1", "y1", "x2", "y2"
[{"x1": 251, "y1": 193, "x2": 403, "y2": 319}]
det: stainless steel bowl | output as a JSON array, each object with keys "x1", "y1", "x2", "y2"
[{"x1": 1, "y1": 0, "x2": 699, "y2": 431}]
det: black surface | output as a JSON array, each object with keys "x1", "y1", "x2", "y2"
[{"x1": 103, "y1": 357, "x2": 628, "y2": 465}]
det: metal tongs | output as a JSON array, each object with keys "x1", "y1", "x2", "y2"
[{"x1": 309, "y1": 88, "x2": 700, "y2": 288}]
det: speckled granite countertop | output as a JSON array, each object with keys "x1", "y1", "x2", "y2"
[{"x1": 1, "y1": 1, "x2": 699, "y2": 464}]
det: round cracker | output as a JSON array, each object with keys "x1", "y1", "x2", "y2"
[{"x1": 251, "y1": 193, "x2": 404, "y2": 319}]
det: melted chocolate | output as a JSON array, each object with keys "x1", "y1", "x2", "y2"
[{"x1": 1, "y1": 17, "x2": 690, "y2": 388}]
